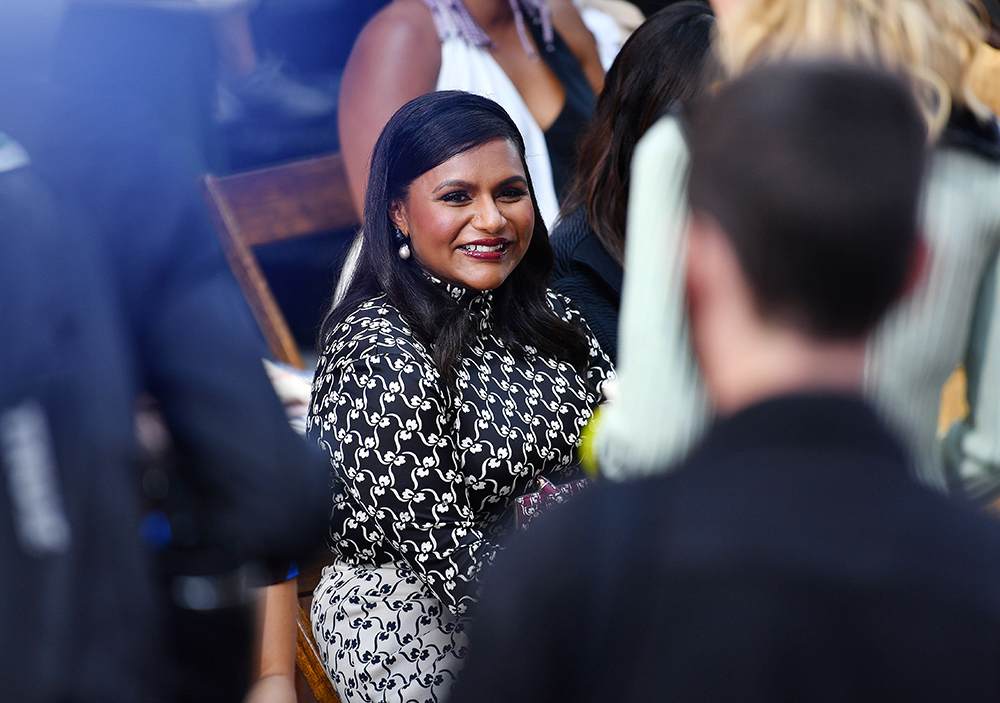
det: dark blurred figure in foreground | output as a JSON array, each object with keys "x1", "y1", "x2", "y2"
[
  {"x1": 454, "y1": 62, "x2": 1000, "y2": 703},
  {"x1": 0, "y1": 7, "x2": 330, "y2": 703},
  {"x1": 45, "y1": 0, "x2": 384, "y2": 351}
]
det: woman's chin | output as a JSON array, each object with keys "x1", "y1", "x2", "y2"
[{"x1": 431, "y1": 267, "x2": 513, "y2": 292}]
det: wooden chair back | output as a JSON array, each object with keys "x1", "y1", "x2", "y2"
[
  {"x1": 201, "y1": 154, "x2": 352, "y2": 703},
  {"x1": 295, "y1": 549, "x2": 341, "y2": 703},
  {"x1": 200, "y1": 152, "x2": 358, "y2": 369},
  {"x1": 296, "y1": 603, "x2": 339, "y2": 703}
]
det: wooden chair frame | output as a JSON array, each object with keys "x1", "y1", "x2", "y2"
[
  {"x1": 201, "y1": 151, "x2": 358, "y2": 369},
  {"x1": 201, "y1": 153, "x2": 356, "y2": 702}
]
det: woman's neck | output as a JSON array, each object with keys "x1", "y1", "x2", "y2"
[{"x1": 463, "y1": 0, "x2": 515, "y2": 32}]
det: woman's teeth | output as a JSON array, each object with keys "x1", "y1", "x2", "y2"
[{"x1": 462, "y1": 243, "x2": 506, "y2": 252}]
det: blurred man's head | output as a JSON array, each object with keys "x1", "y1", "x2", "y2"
[{"x1": 683, "y1": 61, "x2": 927, "y2": 412}]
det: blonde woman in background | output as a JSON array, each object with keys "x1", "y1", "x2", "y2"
[{"x1": 596, "y1": 0, "x2": 1000, "y2": 500}]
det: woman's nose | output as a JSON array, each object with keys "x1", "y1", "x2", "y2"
[{"x1": 473, "y1": 198, "x2": 506, "y2": 233}]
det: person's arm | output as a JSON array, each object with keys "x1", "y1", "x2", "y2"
[
  {"x1": 945, "y1": 233, "x2": 1000, "y2": 501},
  {"x1": 926, "y1": 156, "x2": 1000, "y2": 497},
  {"x1": 244, "y1": 578, "x2": 298, "y2": 703},
  {"x1": 141, "y1": 262, "x2": 330, "y2": 561},
  {"x1": 338, "y1": 1, "x2": 441, "y2": 213},
  {"x1": 592, "y1": 117, "x2": 710, "y2": 480},
  {"x1": 550, "y1": 0, "x2": 605, "y2": 94},
  {"x1": 310, "y1": 349, "x2": 496, "y2": 615}
]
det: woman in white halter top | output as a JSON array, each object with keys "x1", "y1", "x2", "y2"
[{"x1": 337, "y1": 0, "x2": 605, "y2": 228}]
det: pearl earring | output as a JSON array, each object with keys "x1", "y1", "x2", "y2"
[{"x1": 394, "y1": 228, "x2": 411, "y2": 260}]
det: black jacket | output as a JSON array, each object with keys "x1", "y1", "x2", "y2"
[
  {"x1": 550, "y1": 207, "x2": 623, "y2": 364},
  {"x1": 0, "y1": 130, "x2": 329, "y2": 702},
  {"x1": 456, "y1": 394, "x2": 1000, "y2": 702}
]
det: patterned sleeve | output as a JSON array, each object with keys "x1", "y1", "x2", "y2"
[
  {"x1": 310, "y1": 350, "x2": 494, "y2": 616},
  {"x1": 547, "y1": 290, "x2": 616, "y2": 390}
]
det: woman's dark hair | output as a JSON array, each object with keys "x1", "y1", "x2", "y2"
[
  {"x1": 560, "y1": 1, "x2": 715, "y2": 265},
  {"x1": 321, "y1": 90, "x2": 592, "y2": 387}
]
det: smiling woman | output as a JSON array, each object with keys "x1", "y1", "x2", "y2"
[
  {"x1": 306, "y1": 91, "x2": 613, "y2": 703},
  {"x1": 390, "y1": 138, "x2": 535, "y2": 291}
]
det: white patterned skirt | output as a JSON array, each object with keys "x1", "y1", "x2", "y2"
[{"x1": 311, "y1": 562, "x2": 470, "y2": 703}]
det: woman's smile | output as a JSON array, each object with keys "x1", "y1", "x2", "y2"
[
  {"x1": 391, "y1": 137, "x2": 536, "y2": 291},
  {"x1": 459, "y1": 238, "x2": 512, "y2": 260}
]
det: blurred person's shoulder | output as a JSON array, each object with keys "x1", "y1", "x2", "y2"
[
  {"x1": 354, "y1": 0, "x2": 440, "y2": 55},
  {"x1": 343, "y1": 0, "x2": 442, "y2": 102}
]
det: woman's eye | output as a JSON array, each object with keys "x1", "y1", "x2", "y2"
[
  {"x1": 441, "y1": 191, "x2": 471, "y2": 203},
  {"x1": 498, "y1": 188, "x2": 529, "y2": 201}
]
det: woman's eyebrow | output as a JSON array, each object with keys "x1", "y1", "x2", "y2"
[
  {"x1": 431, "y1": 175, "x2": 527, "y2": 194},
  {"x1": 495, "y1": 175, "x2": 528, "y2": 188},
  {"x1": 432, "y1": 179, "x2": 474, "y2": 193}
]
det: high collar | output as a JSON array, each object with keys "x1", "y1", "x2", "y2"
[
  {"x1": 687, "y1": 392, "x2": 910, "y2": 478},
  {"x1": 425, "y1": 273, "x2": 495, "y2": 328}
]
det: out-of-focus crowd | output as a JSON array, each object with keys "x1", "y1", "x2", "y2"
[{"x1": 2, "y1": 2, "x2": 1000, "y2": 703}]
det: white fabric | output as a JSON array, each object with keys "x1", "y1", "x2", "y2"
[
  {"x1": 312, "y1": 562, "x2": 469, "y2": 703},
  {"x1": 593, "y1": 117, "x2": 709, "y2": 480},
  {"x1": 0, "y1": 134, "x2": 30, "y2": 174},
  {"x1": 574, "y1": 0, "x2": 644, "y2": 37},
  {"x1": 431, "y1": 8, "x2": 560, "y2": 229},
  {"x1": 579, "y1": 7, "x2": 622, "y2": 70}
]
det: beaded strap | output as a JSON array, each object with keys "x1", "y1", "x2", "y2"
[{"x1": 420, "y1": 0, "x2": 553, "y2": 59}]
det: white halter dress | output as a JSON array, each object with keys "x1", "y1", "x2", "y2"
[{"x1": 426, "y1": 3, "x2": 561, "y2": 228}]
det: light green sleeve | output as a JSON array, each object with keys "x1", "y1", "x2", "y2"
[
  {"x1": 948, "y1": 154, "x2": 1000, "y2": 499},
  {"x1": 945, "y1": 250, "x2": 1000, "y2": 499},
  {"x1": 593, "y1": 116, "x2": 710, "y2": 481},
  {"x1": 865, "y1": 149, "x2": 1000, "y2": 495}
]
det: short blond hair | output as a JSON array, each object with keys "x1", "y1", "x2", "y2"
[{"x1": 716, "y1": 0, "x2": 990, "y2": 137}]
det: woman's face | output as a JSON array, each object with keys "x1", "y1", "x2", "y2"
[{"x1": 391, "y1": 138, "x2": 535, "y2": 291}]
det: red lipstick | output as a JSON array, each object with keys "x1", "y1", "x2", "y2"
[{"x1": 459, "y1": 238, "x2": 511, "y2": 261}]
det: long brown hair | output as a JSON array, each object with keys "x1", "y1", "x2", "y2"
[
  {"x1": 321, "y1": 91, "x2": 592, "y2": 389},
  {"x1": 560, "y1": 1, "x2": 715, "y2": 265}
]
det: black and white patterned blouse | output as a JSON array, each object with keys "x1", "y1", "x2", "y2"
[{"x1": 307, "y1": 281, "x2": 612, "y2": 616}]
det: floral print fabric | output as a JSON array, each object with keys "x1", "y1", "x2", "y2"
[
  {"x1": 311, "y1": 562, "x2": 469, "y2": 703},
  {"x1": 307, "y1": 282, "x2": 611, "y2": 702},
  {"x1": 308, "y1": 283, "x2": 611, "y2": 615}
]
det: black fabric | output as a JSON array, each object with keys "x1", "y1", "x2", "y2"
[
  {"x1": 530, "y1": 22, "x2": 596, "y2": 201},
  {"x1": 632, "y1": 0, "x2": 699, "y2": 16},
  {"x1": 0, "y1": 93, "x2": 330, "y2": 703},
  {"x1": 0, "y1": 164, "x2": 153, "y2": 703},
  {"x1": 455, "y1": 394, "x2": 1000, "y2": 703},
  {"x1": 308, "y1": 283, "x2": 612, "y2": 615},
  {"x1": 550, "y1": 207, "x2": 623, "y2": 363},
  {"x1": 941, "y1": 106, "x2": 1000, "y2": 162}
]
